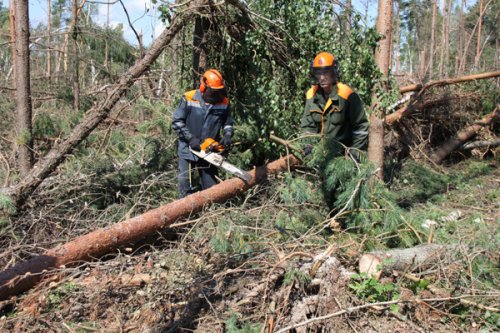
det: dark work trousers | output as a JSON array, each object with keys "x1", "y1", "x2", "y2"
[{"x1": 178, "y1": 158, "x2": 218, "y2": 198}]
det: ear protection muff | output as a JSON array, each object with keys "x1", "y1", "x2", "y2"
[{"x1": 200, "y1": 76, "x2": 207, "y2": 93}]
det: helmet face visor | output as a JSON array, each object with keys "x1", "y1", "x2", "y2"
[
  {"x1": 311, "y1": 66, "x2": 336, "y2": 84},
  {"x1": 203, "y1": 87, "x2": 227, "y2": 104}
]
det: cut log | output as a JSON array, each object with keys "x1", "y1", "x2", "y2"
[
  {"x1": 431, "y1": 106, "x2": 499, "y2": 164},
  {"x1": 399, "y1": 70, "x2": 500, "y2": 94},
  {"x1": 0, "y1": 155, "x2": 300, "y2": 301},
  {"x1": 358, "y1": 244, "x2": 454, "y2": 279}
]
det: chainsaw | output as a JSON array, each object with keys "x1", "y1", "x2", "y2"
[{"x1": 189, "y1": 138, "x2": 252, "y2": 182}]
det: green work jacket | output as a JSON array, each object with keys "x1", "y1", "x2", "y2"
[{"x1": 300, "y1": 83, "x2": 369, "y2": 151}]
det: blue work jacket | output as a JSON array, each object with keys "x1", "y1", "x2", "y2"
[{"x1": 172, "y1": 89, "x2": 234, "y2": 161}]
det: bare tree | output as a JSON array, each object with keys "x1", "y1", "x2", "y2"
[
  {"x1": 445, "y1": 0, "x2": 452, "y2": 76},
  {"x1": 474, "y1": 0, "x2": 484, "y2": 68},
  {"x1": 13, "y1": 0, "x2": 33, "y2": 176},
  {"x1": 393, "y1": 0, "x2": 400, "y2": 74},
  {"x1": 368, "y1": 0, "x2": 393, "y2": 180},
  {"x1": 47, "y1": 0, "x2": 52, "y2": 81},
  {"x1": 9, "y1": 0, "x2": 16, "y2": 83},
  {"x1": 429, "y1": 0, "x2": 437, "y2": 78},
  {"x1": 438, "y1": 0, "x2": 448, "y2": 79},
  {"x1": 72, "y1": 0, "x2": 80, "y2": 111}
]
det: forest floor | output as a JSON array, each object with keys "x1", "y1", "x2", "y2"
[{"x1": 0, "y1": 156, "x2": 498, "y2": 333}]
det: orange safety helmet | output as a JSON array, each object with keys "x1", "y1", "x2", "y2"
[
  {"x1": 200, "y1": 69, "x2": 225, "y2": 92},
  {"x1": 310, "y1": 52, "x2": 339, "y2": 82}
]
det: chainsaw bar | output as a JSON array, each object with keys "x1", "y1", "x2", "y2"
[{"x1": 190, "y1": 148, "x2": 253, "y2": 182}]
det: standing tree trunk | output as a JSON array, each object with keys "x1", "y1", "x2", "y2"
[
  {"x1": 72, "y1": 0, "x2": 80, "y2": 112},
  {"x1": 444, "y1": 0, "x2": 452, "y2": 77},
  {"x1": 9, "y1": 1, "x2": 16, "y2": 84},
  {"x1": 393, "y1": 0, "x2": 400, "y2": 74},
  {"x1": 14, "y1": 0, "x2": 33, "y2": 177},
  {"x1": 429, "y1": 0, "x2": 437, "y2": 79},
  {"x1": 104, "y1": 0, "x2": 110, "y2": 71},
  {"x1": 345, "y1": 0, "x2": 352, "y2": 41},
  {"x1": 474, "y1": 0, "x2": 484, "y2": 69},
  {"x1": 368, "y1": 0, "x2": 393, "y2": 180},
  {"x1": 192, "y1": 17, "x2": 209, "y2": 88},
  {"x1": 456, "y1": 0, "x2": 465, "y2": 75},
  {"x1": 438, "y1": 0, "x2": 447, "y2": 79},
  {"x1": 459, "y1": 0, "x2": 491, "y2": 74},
  {"x1": 46, "y1": 0, "x2": 52, "y2": 81}
]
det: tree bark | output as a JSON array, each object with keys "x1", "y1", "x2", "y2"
[
  {"x1": 14, "y1": 0, "x2": 33, "y2": 176},
  {"x1": 368, "y1": 0, "x2": 393, "y2": 180},
  {"x1": 3, "y1": 0, "x2": 204, "y2": 209},
  {"x1": 359, "y1": 244, "x2": 454, "y2": 279},
  {"x1": 431, "y1": 107, "x2": 499, "y2": 164},
  {"x1": 368, "y1": 114, "x2": 384, "y2": 175},
  {"x1": 345, "y1": 0, "x2": 352, "y2": 40},
  {"x1": 0, "y1": 155, "x2": 300, "y2": 301}
]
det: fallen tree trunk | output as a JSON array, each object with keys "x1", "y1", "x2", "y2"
[
  {"x1": 0, "y1": 155, "x2": 300, "y2": 301},
  {"x1": 358, "y1": 244, "x2": 454, "y2": 279},
  {"x1": 385, "y1": 93, "x2": 479, "y2": 126},
  {"x1": 461, "y1": 138, "x2": 500, "y2": 150},
  {"x1": 1, "y1": 0, "x2": 204, "y2": 210},
  {"x1": 431, "y1": 106, "x2": 499, "y2": 164},
  {"x1": 399, "y1": 70, "x2": 500, "y2": 94}
]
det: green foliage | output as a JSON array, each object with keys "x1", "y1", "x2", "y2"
[
  {"x1": 0, "y1": 193, "x2": 16, "y2": 215},
  {"x1": 349, "y1": 272, "x2": 399, "y2": 302},
  {"x1": 210, "y1": 220, "x2": 253, "y2": 254},
  {"x1": 306, "y1": 139, "x2": 422, "y2": 247},
  {"x1": 193, "y1": 0, "x2": 380, "y2": 164},
  {"x1": 279, "y1": 174, "x2": 316, "y2": 204},
  {"x1": 283, "y1": 268, "x2": 311, "y2": 287},
  {"x1": 225, "y1": 313, "x2": 262, "y2": 333},
  {"x1": 47, "y1": 282, "x2": 79, "y2": 309},
  {"x1": 275, "y1": 210, "x2": 319, "y2": 237},
  {"x1": 135, "y1": 98, "x2": 171, "y2": 138},
  {"x1": 33, "y1": 112, "x2": 63, "y2": 138},
  {"x1": 16, "y1": 129, "x2": 32, "y2": 146},
  {"x1": 392, "y1": 160, "x2": 493, "y2": 207}
]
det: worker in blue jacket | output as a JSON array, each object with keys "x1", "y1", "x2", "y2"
[{"x1": 172, "y1": 69, "x2": 234, "y2": 198}]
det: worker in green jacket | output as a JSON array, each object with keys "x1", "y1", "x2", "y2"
[{"x1": 300, "y1": 52, "x2": 369, "y2": 159}]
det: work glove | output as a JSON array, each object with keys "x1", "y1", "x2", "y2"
[
  {"x1": 189, "y1": 136, "x2": 201, "y2": 151},
  {"x1": 220, "y1": 133, "x2": 232, "y2": 149},
  {"x1": 303, "y1": 144, "x2": 314, "y2": 156}
]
